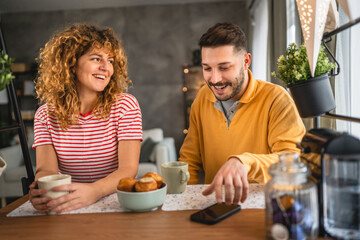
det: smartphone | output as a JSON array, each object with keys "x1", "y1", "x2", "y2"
[{"x1": 190, "y1": 203, "x2": 241, "y2": 225}]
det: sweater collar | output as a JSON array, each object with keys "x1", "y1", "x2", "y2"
[{"x1": 206, "y1": 69, "x2": 257, "y2": 103}]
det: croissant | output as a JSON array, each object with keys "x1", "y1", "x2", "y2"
[
  {"x1": 134, "y1": 177, "x2": 158, "y2": 192},
  {"x1": 143, "y1": 172, "x2": 163, "y2": 188},
  {"x1": 117, "y1": 177, "x2": 137, "y2": 192}
]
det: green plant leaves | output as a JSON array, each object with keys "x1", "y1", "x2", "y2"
[
  {"x1": 271, "y1": 43, "x2": 336, "y2": 85},
  {"x1": 0, "y1": 50, "x2": 15, "y2": 91}
]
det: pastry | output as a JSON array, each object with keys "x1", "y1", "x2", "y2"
[
  {"x1": 135, "y1": 177, "x2": 158, "y2": 192},
  {"x1": 143, "y1": 172, "x2": 163, "y2": 188},
  {"x1": 117, "y1": 177, "x2": 137, "y2": 192}
]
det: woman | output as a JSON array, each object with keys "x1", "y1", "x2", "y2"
[{"x1": 29, "y1": 23, "x2": 142, "y2": 213}]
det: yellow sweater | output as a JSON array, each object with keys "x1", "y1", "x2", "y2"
[{"x1": 179, "y1": 70, "x2": 305, "y2": 184}]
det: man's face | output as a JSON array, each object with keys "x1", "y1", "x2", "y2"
[{"x1": 201, "y1": 45, "x2": 251, "y2": 101}]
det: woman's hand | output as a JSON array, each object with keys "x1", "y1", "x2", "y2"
[
  {"x1": 45, "y1": 183, "x2": 101, "y2": 213},
  {"x1": 29, "y1": 181, "x2": 52, "y2": 213}
]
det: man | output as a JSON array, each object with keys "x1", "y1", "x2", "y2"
[{"x1": 179, "y1": 23, "x2": 305, "y2": 205}]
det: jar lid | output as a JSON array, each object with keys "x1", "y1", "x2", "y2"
[
  {"x1": 271, "y1": 223, "x2": 289, "y2": 240},
  {"x1": 268, "y1": 152, "x2": 309, "y2": 176}
]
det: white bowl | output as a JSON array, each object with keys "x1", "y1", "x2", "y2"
[{"x1": 117, "y1": 183, "x2": 167, "y2": 212}]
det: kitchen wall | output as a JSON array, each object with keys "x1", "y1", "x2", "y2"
[{"x1": 1, "y1": 1, "x2": 248, "y2": 153}]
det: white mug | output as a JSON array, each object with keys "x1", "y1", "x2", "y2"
[
  {"x1": 161, "y1": 162, "x2": 190, "y2": 194},
  {"x1": 37, "y1": 174, "x2": 71, "y2": 199}
]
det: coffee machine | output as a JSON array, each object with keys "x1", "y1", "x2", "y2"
[{"x1": 298, "y1": 128, "x2": 360, "y2": 238}]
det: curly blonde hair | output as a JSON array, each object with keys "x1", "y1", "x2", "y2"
[{"x1": 35, "y1": 23, "x2": 131, "y2": 130}]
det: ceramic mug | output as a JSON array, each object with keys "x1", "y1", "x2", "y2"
[
  {"x1": 161, "y1": 162, "x2": 190, "y2": 194},
  {"x1": 37, "y1": 174, "x2": 72, "y2": 199}
]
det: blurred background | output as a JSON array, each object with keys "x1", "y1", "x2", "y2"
[{"x1": 0, "y1": 0, "x2": 251, "y2": 153}]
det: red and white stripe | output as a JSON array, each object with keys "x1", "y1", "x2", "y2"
[{"x1": 33, "y1": 93, "x2": 143, "y2": 182}]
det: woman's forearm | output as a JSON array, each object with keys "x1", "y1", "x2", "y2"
[
  {"x1": 35, "y1": 145, "x2": 60, "y2": 181},
  {"x1": 90, "y1": 166, "x2": 138, "y2": 199},
  {"x1": 35, "y1": 169, "x2": 59, "y2": 181}
]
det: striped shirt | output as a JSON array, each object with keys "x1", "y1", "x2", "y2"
[{"x1": 33, "y1": 93, "x2": 143, "y2": 183}]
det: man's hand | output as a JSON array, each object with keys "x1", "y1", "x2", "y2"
[{"x1": 202, "y1": 157, "x2": 249, "y2": 205}]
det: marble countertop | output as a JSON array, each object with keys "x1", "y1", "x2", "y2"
[{"x1": 7, "y1": 184, "x2": 264, "y2": 217}]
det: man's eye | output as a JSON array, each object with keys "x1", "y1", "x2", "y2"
[
  {"x1": 91, "y1": 58, "x2": 100, "y2": 62},
  {"x1": 220, "y1": 67, "x2": 229, "y2": 71}
]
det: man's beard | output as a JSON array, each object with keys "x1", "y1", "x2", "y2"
[{"x1": 208, "y1": 70, "x2": 245, "y2": 101}]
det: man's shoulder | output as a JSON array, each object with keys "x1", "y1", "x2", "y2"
[
  {"x1": 196, "y1": 85, "x2": 213, "y2": 101},
  {"x1": 256, "y1": 79, "x2": 288, "y2": 96},
  {"x1": 254, "y1": 79, "x2": 295, "y2": 110}
]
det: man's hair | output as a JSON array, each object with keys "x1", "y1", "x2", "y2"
[{"x1": 199, "y1": 23, "x2": 247, "y2": 52}]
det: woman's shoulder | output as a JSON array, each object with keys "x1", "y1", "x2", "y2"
[
  {"x1": 35, "y1": 104, "x2": 56, "y2": 112},
  {"x1": 115, "y1": 93, "x2": 140, "y2": 109},
  {"x1": 35, "y1": 104, "x2": 48, "y2": 116},
  {"x1": 34, "y1": 104, "x2": 55, "y2": 121},
  {"x1": 116, "y1": 93, "x2": 138, "y2": 101}
]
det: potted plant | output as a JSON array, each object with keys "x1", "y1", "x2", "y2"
[
  {"x1": 272, "y1": 43, "x2": 336, "y2": 118},
  {"x1": 0, "y1": 50, "x2": 16, "y2": 147},
  {"x1": 0, "y1": 50, "x2": 15, "y2": 91}
]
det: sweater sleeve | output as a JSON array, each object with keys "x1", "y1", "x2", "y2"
[
  {"x1": 230, "y1": 89, "x2": 305, "y2": 183},
  {"x1": 179, "y1": 98, "x2": 203, "y2": 184}
]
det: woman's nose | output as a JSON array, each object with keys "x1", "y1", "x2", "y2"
[{"x1": 99, "y1": 61, "x2": 111, "y2": 71}]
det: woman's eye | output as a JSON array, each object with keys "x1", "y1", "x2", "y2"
[
  {"x1": 108, "y1": 59, "x2": 114, "y2": 64},
  {"x1": 203, "y1": 68, "x2": 211, "y2": 72},
  {"x1": 91, "y1": 58, "x2": 100, "y2": 62}
]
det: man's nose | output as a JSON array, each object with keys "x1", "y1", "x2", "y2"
[{"x1": 209, "y1": 70, "x2": 222, "y2": 84}]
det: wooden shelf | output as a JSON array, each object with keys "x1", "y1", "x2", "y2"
[
  {"x1": 182, "y1": 64, "x2": 205, "y2": 132},
  {"x1": 11, "y1": 62, "x2": 33, "y2": 73}
]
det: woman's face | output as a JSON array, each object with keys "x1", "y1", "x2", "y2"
[{"x1": 74, "y1": 47, "x2": 114, "y2": 98}]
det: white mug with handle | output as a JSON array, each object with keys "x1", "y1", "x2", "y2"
[{"x1": 161, "y1": 162, "x2": 190, "y2": 194}]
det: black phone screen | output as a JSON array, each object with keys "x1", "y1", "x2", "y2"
[{"x1": 190, "y1": 203, "x2": 241, "y2": 225}]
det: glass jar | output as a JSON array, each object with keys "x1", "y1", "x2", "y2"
[
  {"x1": 323, "y1": 152, "x2": 360, "y2": 239},
  {"x1": 265, "y1": 152, "x2": 319, "y2": 240}
]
